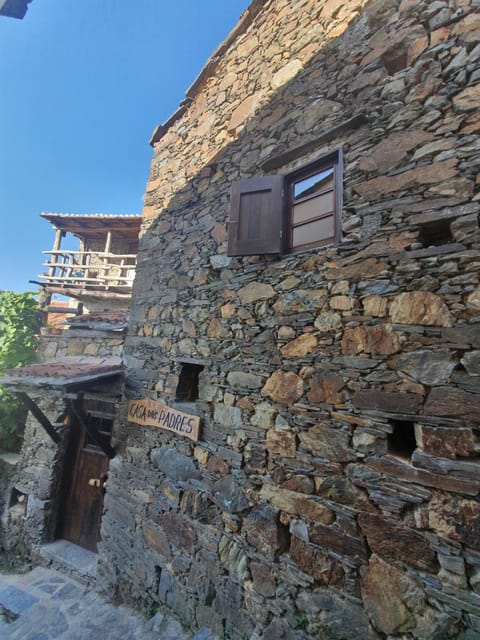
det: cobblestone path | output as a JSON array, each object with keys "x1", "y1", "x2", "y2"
[{"x1": 0, "y1": 565, "x2": 205, "y2": 640}]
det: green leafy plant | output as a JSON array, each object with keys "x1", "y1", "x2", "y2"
[
  {"x1": 297, "y1": 614, "x2": 308, "y2": 630},
  {"x1": 0, "y1": 291, "x2": 40, "y2": 451}
]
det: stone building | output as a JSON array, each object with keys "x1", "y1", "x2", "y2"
[
  {"x1": 2, "y1": 0, "x2": 480, "y2": 638},
  {"x1": 100, "y1": 0, "x2": 480, "y2": 637},
  {"x1": 0, "y1": 214, "x2": 140, "y2": 565}
]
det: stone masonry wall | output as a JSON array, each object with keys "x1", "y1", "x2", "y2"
[{"x1": 100, "y1": 0, "x2": 480, "y2": 638}]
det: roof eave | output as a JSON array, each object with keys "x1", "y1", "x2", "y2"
[{"x1": 149, "y1": 0, "x2": 267, "y2": 147}]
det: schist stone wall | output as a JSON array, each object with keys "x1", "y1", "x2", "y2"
[
  {"x1": 99, "y1": 0, "x2": 480, "y2": 638},
  {"x1": 1, "y1": 328, "x2": 125, "y2": 560}
]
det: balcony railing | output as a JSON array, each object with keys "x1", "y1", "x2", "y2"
[{"x1": 39, "y1": 250, "x2": 136, "y2": 290}]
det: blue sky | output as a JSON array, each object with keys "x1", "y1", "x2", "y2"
[{"x1": 0, "y1": 0, "x2": 249, "y2": 292}]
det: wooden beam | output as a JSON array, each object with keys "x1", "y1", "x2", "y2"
[
  {"x1": 16, "y1": 392, "x2": 61, "y2": 444},
  {"x1": 41, "y1": 285, "x2": 132, "y2": 300},
  {"x1": 48, "y1": 229, "x2": 65, "y2": 278},
  {"x1": 69, "y1": 399, "x2": 115, "y2": 459},
  {"x1": 53, "y1": 229, "x2": 64, "y2": 252},
  {"x1": 39, "y1": 275, "x2": 133, "y2": 286},
  {"x1": 46, "y1": 305, "x2": 80, "y2": 315},
  {"x1": 43, "y1": 250, "x2": 136, "y2": 258}
]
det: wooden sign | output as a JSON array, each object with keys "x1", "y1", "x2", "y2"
[{"x1": 127, "y1": 397, "x2": 200, "y2": 441}]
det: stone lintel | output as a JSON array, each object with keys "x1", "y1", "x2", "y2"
[{"x1": 261, "y1": 114, "x2": 368, "y2": 172}]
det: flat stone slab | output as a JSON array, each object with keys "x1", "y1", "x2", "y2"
[
  {"x1": 0, "y1": 565, "x2": 216, "y2": 639},
  {"x1": 39, "y1": 540, "x2": 98, "y2": 578},
  {"x1": 0, "y1": 586, "x2": 38, "y2": 614},
  {"x1": 0, "y1": 453, "x2": 20, "y2": 466}
]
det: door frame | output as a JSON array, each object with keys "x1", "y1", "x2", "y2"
[{"x1": 56, "y1": 397, "x2": 116, "y2": 552}]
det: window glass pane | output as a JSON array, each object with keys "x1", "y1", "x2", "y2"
[
  {"x1": 293, "y1": 167, "x2": 334, "y2": 200},
  {"x1": 293, "y1": 191, "x2": 334, "y2": 224},
  {"x1": 292, "y1": 215, "x2": 335, "y2": 248}
]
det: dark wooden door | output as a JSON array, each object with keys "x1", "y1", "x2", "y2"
[{"x1": 58, "y1": 400, "x2": 115, "y2": 552}]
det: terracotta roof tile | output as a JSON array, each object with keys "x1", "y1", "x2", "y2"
[{"x1": 0, "y1": 357, "x2": 123, "y2": 391}]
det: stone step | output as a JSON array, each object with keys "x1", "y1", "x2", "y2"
[{"x1": 36, "y1": 539, "x2": 98, "y2": 587}]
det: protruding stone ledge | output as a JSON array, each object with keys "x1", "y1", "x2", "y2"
[
  {"x1": 260, "y1": 114, "x2": 369, "y2": 172},
  {"x1": 366, "y1": 456, "x2": 480, "y2": 496},
  {"x1": 352, "y1": 390, "x2": 423, "y2": 414}
]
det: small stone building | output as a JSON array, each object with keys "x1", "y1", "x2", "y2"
[
  {"x1": 99, "y1": 0, "x2": 480, "y2": 638},
  {"x1": 3, "y1": 0, "x2": 480, "y2": 638},
  {"x1": 1, "y1": 214, "x2": 140, "y2": 563}
]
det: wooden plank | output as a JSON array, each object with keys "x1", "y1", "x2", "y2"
[
  {"x1": 42, "y1": 285, "x2": 133, "y2": 299},
  {"x1": 39, "y1": 274, "x2": 133, "y2": 284},
  {"x1": 59, "y1": 398, "x2": 112, "y2": 551},
  {"x1": 127, "y1": 397, "x2": 200, "y2": 441},
  {"x1": 43, "y1": 250, "x2": 137, "y2": 258}
]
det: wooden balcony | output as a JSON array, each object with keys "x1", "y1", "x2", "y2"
[
  {"x1": 36, "y1": 213, "x2": 142, "y2": 304},
  {"x1": 39, "y1": 250, "x2": 136, "y2": 299}
]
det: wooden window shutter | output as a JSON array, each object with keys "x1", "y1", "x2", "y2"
[{"x1": 227, "y1": 175, "x2": 284, "y2": 256}]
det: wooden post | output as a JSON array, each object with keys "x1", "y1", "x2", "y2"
[
  {"x1": 78, "y1": 239, "x2": 90, "y2": 281},
  {"x1": 103, "y1": 232, "x2": 112, "y2": 286},
  {"x1": 104, "y1": 231, "x2": 112, "y2": 254},
  {"x1": 48, "y1": 229, "x2": 64, "y2": 279}
]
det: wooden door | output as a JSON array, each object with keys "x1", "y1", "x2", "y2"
[{"x1": 58, "y1": 399, "x2": 115, "y2": 552}]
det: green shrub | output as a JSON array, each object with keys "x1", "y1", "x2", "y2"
[{"x1": 0, "y1": 291, "x2": 39, "y2": 451}]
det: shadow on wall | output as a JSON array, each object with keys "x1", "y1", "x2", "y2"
[
  {"x1": 104, "y1": 1, "x2": 479, "y2": 638},
  {"x1": 0, "y1": 453, "x2": 30, "y2": 569}
]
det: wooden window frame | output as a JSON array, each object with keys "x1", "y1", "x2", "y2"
[
  {"x1": 82, "y1": 410, "x2": 114, "y2": 454},
  {"x1": 284, "y1": 150, "x2": 343, "y2": 253},
  {"x1": 227, "y1": 148, "x2": 342, "y2": 257}
]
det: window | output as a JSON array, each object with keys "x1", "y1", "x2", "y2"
[
  {"x1": 417, "y1": 219, "x2": 453, "y2": 247},
  {"x1": 83, "y1": 411, "x2": 114, "y2": 453},
  {"x1": 227, "y1": 150, "x2": 342, "y2": 256},
  {"x1": 175, "y1": 363, "x2": 204, "y2": 402},
  {"x1": 287, "y1": 156, "x2": 340, "y2": 252},
  {"x1": 388, "y1": 419, "x2": 416, "y2": 459}
]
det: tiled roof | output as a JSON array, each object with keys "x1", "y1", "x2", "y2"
[{"x1": 0, "y1": 357, "x2": 123, "y2": 392}]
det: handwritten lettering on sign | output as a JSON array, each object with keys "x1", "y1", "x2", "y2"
[{"x1": 127, "y1": 397, "x2": 200, "y2": 441}]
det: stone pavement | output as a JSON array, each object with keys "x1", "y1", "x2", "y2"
[{"x1": 0, "y1": 565, "x2": 214, "y2": 640}]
